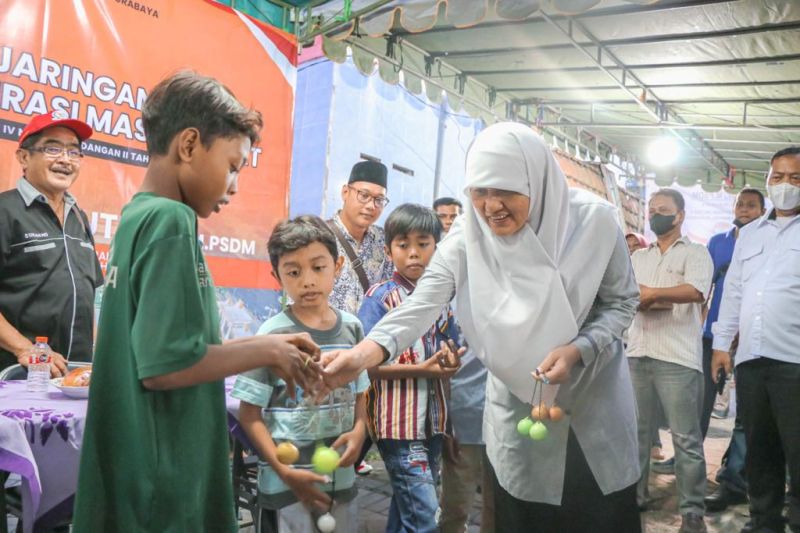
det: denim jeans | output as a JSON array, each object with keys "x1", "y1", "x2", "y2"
[
  {"x1": 629, "y1": 357, "x2": 707, "y2": 515},
  {"x1": 715, "y1": 365, "x2": 748, "y2": 495},
  {"x1": 715, "y1": 414, "x2": 748, "y2": 493},
  {"x1": 701, "y1": 337, "x2": 717, "y2": 438},
  {"x1": 377, "y1": 435, "x2": 443, "y2": 533}
]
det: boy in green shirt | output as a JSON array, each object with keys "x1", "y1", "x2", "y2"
[
  {"x1": 73, "y1": 71, "x2": 321, "y2": 532},
  {"x1": 233, "y1": 215, "x2": 369, "y2": 531}
]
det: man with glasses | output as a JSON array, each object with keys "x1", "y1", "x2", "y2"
[
  {"x1": 0, "y1": 111, "x2": 103, "y2": 376},
  {"x1": 327, "y1": 160, "x2": 393, "y2": 477},
  {"x1": 328, "y1": 160, "x2": 393, "y2": 316}
]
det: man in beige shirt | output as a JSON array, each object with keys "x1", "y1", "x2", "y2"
[{"x1": 627, "y1": 188, "x2": 714, "y2": 533}]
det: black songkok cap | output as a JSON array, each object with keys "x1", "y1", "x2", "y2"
[{"x1": 348, "y1": 160, "x2": 388, "y2": 188}]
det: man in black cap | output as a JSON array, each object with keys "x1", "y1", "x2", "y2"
[
  {"x1": 327, "y1": 160, "x2": 393, "y2": 477},
  {"x1": 0, "y1": 111, "x2": 103, "y2": 376},
  {"x1": 327, "y1": 160, "x2": 393, "y2": 316}
]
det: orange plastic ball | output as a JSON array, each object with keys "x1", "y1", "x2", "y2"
[
  {"x1": 549, "y1": 405, "x2": 564, "y2": 422},
  {"x1": 531, "y1": 402, "x2": 550, "y2": 421},
  {"x1": 276, "y1": 442, "x2": 300, "y2": 465}
]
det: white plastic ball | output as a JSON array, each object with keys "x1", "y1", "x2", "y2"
[{"x1": 317, "y1": 512, "x2": 336, "y2": 532}]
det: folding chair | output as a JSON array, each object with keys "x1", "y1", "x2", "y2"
[{"x1": 231, "y1": 439, "x2": 277, "y2": 532}]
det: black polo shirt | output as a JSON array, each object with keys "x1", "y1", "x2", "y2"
[{"x1": 0, "y1": 178, "x2": 103, "y2": 369}]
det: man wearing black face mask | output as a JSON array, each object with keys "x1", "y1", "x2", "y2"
[
  {"x1": 626, "y1": 188, "x2": 714, "y2": 533},
  {"x1": 702, "y1": 189, "x2": 765, "y2": 513}
]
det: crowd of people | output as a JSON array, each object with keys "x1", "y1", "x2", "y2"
[{"x1": 1, "y1": 70, "x2": 797, "y2": 533}]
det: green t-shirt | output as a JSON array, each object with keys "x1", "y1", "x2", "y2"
[{"x1": 73, "y1": 193, "x2": 235, "y2": 532}]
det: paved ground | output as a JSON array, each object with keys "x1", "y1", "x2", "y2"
[
  {"x1": 4, "y1": 408, "x2": 749, "y2": 532},
  {"x1": 348, "y1": 416, "x2": 748, "y2": 533},
  {"x1": 353, "y1": 455, "x2": 485, "y2": 533},
  {"x1": 234, "y1": 413, "x2": 751, "y2": 532},
  {"x1": 644, "y1": 416, "x2": 750, "y2": 533}
]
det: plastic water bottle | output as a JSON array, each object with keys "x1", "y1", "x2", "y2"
[{"x1": 26, "y1": 336, "x2": 52, "y2": 393}]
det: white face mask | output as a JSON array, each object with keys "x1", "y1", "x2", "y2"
[{"x1": 767, "y1": 182, "x2": 800, "y2": 211}]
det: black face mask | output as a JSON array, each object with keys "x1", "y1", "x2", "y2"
[
  {"x1": 649, "y1": 214, "x2": 677, "y2": 236},
  {"x1": 732, "y1": 218, "x2": 752, "y2": 229}
]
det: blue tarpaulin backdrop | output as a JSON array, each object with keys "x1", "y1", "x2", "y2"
[{"x1": 224, "y1": 56, "x2": 482, "y2": 336}]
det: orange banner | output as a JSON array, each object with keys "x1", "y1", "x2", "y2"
[{"x1": 0, "y1": 0, "x2": 296, "y2": 289}]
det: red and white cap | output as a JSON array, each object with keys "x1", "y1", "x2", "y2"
[{"x1": 18, "y1": 110, "x2": 93, "y2": 147}]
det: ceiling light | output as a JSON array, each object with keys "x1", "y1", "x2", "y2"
[{"x1": 647, "y1": 137, "x2": 680, "y2": 167}]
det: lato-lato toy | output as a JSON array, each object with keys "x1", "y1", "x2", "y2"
[{"x1": 516, "y1": 370, "x2": 565, "y2": 441}]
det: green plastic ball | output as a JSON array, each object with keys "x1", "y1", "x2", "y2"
[
  {"x1": 529, "y1": 421, "x2": 548, "y2": 441},
  {"x1": 311, "y1": 446, "x2": 340, "y2": 475},
  {"x1": 517, "y1": 417, "x2": 534, "y2": 436}
]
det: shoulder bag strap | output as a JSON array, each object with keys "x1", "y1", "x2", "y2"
[{"x1": 326, "y1": 220, "x2": 370, "y2": 293}]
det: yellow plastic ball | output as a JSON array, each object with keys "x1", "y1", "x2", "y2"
[{"x1": 311, "y1": 446, "x2": 340, "y2": 475}]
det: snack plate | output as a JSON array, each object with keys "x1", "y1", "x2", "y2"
[{"x1": 51, "y1": 378, "x2": 90, "y2": 399}]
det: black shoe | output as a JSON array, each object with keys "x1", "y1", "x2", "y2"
[
  {"x1": 652, "y1": 457, "x2": 675, "y2": 475},
  {"x1": 741, "y1": 520, "x2": 785, "y2": 533},
  {"x1": 679, "y1": 513, "x2": 707, "y2": 533},
  {"x1": 704, "y1": 484, "x2": 748, "y2": 512}
]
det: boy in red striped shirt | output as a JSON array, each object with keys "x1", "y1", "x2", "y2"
[{"x1": 357, "y1": 203, "x2": 462, "y2": 533}]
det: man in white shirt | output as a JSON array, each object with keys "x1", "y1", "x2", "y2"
[
  {"x1": 712, "y1": 146, "x2": 800, "y2": 533},
  {"x1": 627, "y1": 188, "x2": 714, "y2": 533}
]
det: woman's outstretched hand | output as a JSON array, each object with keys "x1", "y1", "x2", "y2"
[{"x1": 320, "y1": 340, "x2": 386, "y2": 393}]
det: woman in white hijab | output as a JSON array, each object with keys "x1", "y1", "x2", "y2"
[{"x1": 323, "y1": 123, "x2": 641, "y2": 531}]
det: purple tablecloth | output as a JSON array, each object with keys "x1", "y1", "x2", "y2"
[{"x1": 0, "y1": 378, "x2": 242, "y2": 532}]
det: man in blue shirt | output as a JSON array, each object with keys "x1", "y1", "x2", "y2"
[
  {"x1": 712, "y1": 146, "x2": 800, "y2": 533},
  {"x1": 702, "y1": 188, "x2": 765, "y2": 512}
]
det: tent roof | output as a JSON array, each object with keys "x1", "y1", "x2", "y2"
[{"x1": 297, "y1": 0, "x2": 800, "y2": 191}]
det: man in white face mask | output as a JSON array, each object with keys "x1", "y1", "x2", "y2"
[{"x1": 712, "y1": 146, "x2": 800, "y2": 533}]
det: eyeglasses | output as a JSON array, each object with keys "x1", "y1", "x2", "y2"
[
  {"x1": 348, "y1": 185, "x2": 389, "y2": 208},
  {"x1": 28, "y1": 145, "x2": 84, "y2": 161}
]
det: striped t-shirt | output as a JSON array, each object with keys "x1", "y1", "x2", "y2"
[
  {"x1": 231, "y1": 308, "x2": 369, "y2": 509},
  {"x1": 626, "y1": 237, "x2": 714, "y2": 371},
  {"x1": 358, "y1": 272, "x2": 459, "y2": 441}
]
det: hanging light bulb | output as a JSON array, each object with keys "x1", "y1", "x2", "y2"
[{"x1": 647, "y1": 137, "x2": 680, "y2": 167}]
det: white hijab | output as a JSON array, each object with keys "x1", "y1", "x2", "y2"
[{"x1": 447, "y1": 122, "x2": 619, "y2": 403}]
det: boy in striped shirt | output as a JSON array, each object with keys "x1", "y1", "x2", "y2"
[{"x1": 357, "y1": 204, "x2": 462, "y2": 533}]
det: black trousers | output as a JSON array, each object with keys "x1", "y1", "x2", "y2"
[
  {"x1": 737, "y1": 358, "x2": 800, "y2": 531},
  {"x1": 492, "y1": 429, "x2": 642, "y2": 533}
]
